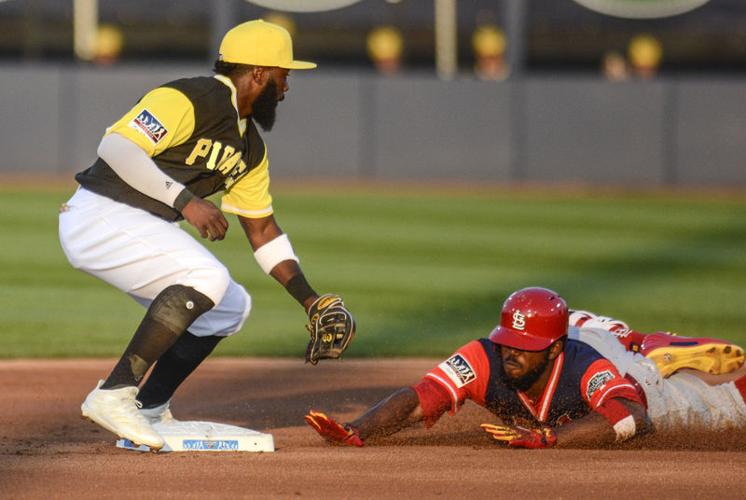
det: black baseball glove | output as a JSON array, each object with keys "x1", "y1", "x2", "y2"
[{"x1": 305, "y1": 294, "x2": 356, "y2": 365}]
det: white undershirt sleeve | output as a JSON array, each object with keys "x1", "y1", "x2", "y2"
[{"x1": 97, "y1": 132, "x2": 189, "y2": 208}]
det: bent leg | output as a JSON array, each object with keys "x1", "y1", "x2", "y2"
[
  {"x1": 678, "y1": 365, "x2": 746, "y2": 386},
  {"x1": 59, "y1": 187, "x2": 231, "y2": 305},
  {"x1": 646, "y1": 371, "x2": 746, "y2": 430},
  {"x1": 60, "y1": 189, "x2": 236, "y2": 388},
  {"x1": 573, "y1": 324, "x2": 746, "y2": 431},
  {"x1": 137, "y1": 332, "x2": 223, "y2": 409},
  {"x1": 137, "y1": 281, "x2": 252, "y2": 408},
  {"x1": 60, "y1": 189, "x2": 248, "y2": 438},
  {"x1": 103, "y1": 284, "x2": 215, "y2": 389},
  {"x1": 569, "y1": 310, "x2": 745, "y2": 377}
]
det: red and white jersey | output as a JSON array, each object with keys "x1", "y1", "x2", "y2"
[{"x1": 413, "y1": 338, "x2": 643, "y2": 428}]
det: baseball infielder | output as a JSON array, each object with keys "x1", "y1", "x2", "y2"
[
  {"x1": 306, "y1": 287, "x2": 746, "y2": 448},
  {"x1": 59, "y1": 20, "x2": 355, "y2": 451}
]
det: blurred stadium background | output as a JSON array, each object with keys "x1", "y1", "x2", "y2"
[
  {"x1": 0, "y1": 0, "x2": 745, "y2": 358},
  {"x1": 0, "y1": 0, "x2": 745, "y2": 184}
]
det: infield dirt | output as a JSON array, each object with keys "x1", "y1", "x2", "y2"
[{"x1": 2, "y1": 359, "x2": 745, "y2": 499}]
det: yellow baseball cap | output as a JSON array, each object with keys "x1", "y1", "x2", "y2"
[{"x1": 219, "y1": 19, "x2": 316, "y2": 70}]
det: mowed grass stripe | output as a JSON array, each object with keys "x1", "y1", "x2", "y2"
[{"x1": 1, "y1": 186, "x2": 745, "y2": 358}]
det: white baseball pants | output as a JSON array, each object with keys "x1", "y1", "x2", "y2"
[
  {"x1": 58, "y1": 187, "x2": 251, "y2": 337},
  {"x1": 571, "y1": 325, "x2": 746, "y2": 430}
]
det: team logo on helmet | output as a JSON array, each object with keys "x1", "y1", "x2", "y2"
[{"x1": 512, "y1": 310, "x2": 526, "y2": 330}]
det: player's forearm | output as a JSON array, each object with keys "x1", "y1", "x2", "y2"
[
  {"x1": 554, "y1": 401, "x2": 651, "y2": 448},
  {"x1": 269, "y1": 259, "x2": 318, "y2": 311},
  {"x1": 97, "y1": 133, "x2": 192, "y2": 209},
  {"x1": 239, "y1": 215, "x2": 317, "y2": 309},
  {"x1": 239, "y1": 214, "x2": 283, "y2": 249},
  {"x1": 553, "y1": 412, "x2": 617, "y2": 448},
  {"x1": 351, "y1": 387, "x2": 423, "y2": 440}
]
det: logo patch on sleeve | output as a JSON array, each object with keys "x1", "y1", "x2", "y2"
[
  {"x1": 586, "y1": 370, "x2": 615, "y2": 400},
  {"x1": 129, "y1": 109, "x2": 168, "y2": 144},
  {"x1": 439, "y1": 354, "x2": 476, "y2": 388}
]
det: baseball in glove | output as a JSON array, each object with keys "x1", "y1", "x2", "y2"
[{"x1": 305, "y1": 294, "x2": 355, "y2": 365}]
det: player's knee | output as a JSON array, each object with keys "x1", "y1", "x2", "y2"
[
  {"x1": 216, "y1": 284, "x2": 251, "y2": 336},
  {"x1": 149, "y1": 284, "x2": 216, "y2": 334},
  {"x1": 233, "y1": 285, "x2": 252, "y2": 333},
  {"x1": 208, "y1": 265, "x2": 231, "y2": 301},
  {"x1": 189, "y1": 265, "x2": 231, "y2": 305},
  {"x1": 183, "y1": 283, "x2": 251, "y2": 337}
]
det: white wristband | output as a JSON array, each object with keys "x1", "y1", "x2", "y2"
[
  {"x1": 253, "y1": 234, "x2": 299, "y2": 274},
  {"x1": 612, "y1": 414, "x2": 636, "y2": 442}
]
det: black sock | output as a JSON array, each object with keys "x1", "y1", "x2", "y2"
[
  {"x1": 102, "y1": 317, "x2": 180, "y2": 389},
  {"x1": 137, "y1": 332, "x2": 223, "y2": 409},
  {"x1": 101, "y1": 285, "x2": 215, "y2": 390}
]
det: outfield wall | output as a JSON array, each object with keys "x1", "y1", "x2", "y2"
[{"x1": 1, "y1": 64, "x2": 744, "y2": 186}]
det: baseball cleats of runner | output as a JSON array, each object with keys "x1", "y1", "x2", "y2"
[
  {"x1": 139, "y1": 401, "x2": 178, "y2": 425},
  {"x1": 642, "y1": 333, "x2": 745, "y2": 378},
  {"x1": 81, "y1": 380, "x2": 165, "y2": 450}
]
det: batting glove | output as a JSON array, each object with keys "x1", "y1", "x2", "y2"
[
  {"x1": 480, "y1": 423, "x2": 557, "y2": 449},
  {"x1": 305, "y1": 410, "x2": 364, "y2": 447}
]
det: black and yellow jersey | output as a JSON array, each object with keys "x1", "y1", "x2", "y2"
[{"x1": 76, "y1": 75, "x2": 273, "y2": 222}]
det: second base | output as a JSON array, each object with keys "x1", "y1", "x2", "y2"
[{"x1": 116, "y1": 420, "x2": 275, "y2": 453}]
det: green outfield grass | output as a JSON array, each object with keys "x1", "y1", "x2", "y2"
[{"x1": 2, "y1": 183, "x2": 746, "y2": 358}]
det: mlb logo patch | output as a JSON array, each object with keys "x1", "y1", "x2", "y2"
[
  {"x1": 129, "y1": 109, "x2": 168, "y2": 144},
  {"x1": 439, "y1": 354, "x2": 476, "y2": 388}
]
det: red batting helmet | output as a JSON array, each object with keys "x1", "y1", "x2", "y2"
[{"x1": 488, "y1": 287, "x2": 569, "y2": 351}]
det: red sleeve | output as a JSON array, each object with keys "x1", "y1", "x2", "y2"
[
  {"x1": 412, "y1": 341, "x2": 490, "y2": 426},
  {"x1": 594, "y1": 397, "x2": 636, "y2": 427},
  {"x1": 581, "y1": 359, "x2": 643, "y2": 409},
  {"x1": 412, "y1": 379, "x2": 452, "y2": 428}
]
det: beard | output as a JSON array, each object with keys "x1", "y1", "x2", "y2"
[
  {"x1": 500, "y1": 351, "x2": 551, "y2": 392},
  {"x1": 252, "y1": 78, "x2": 279, "y2": 131}
]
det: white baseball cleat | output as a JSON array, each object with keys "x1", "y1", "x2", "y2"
[
  {"x1": 139, "y1": 400, "x2": 178, "y2": 425},
  {"x1": 81, "y1": 380, "x2": 165, "y2": 451}
]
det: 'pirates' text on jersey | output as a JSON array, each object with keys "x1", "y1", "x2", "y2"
[{"x1": 75, "y1": 75, "x2": 270, "y2": 221}]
